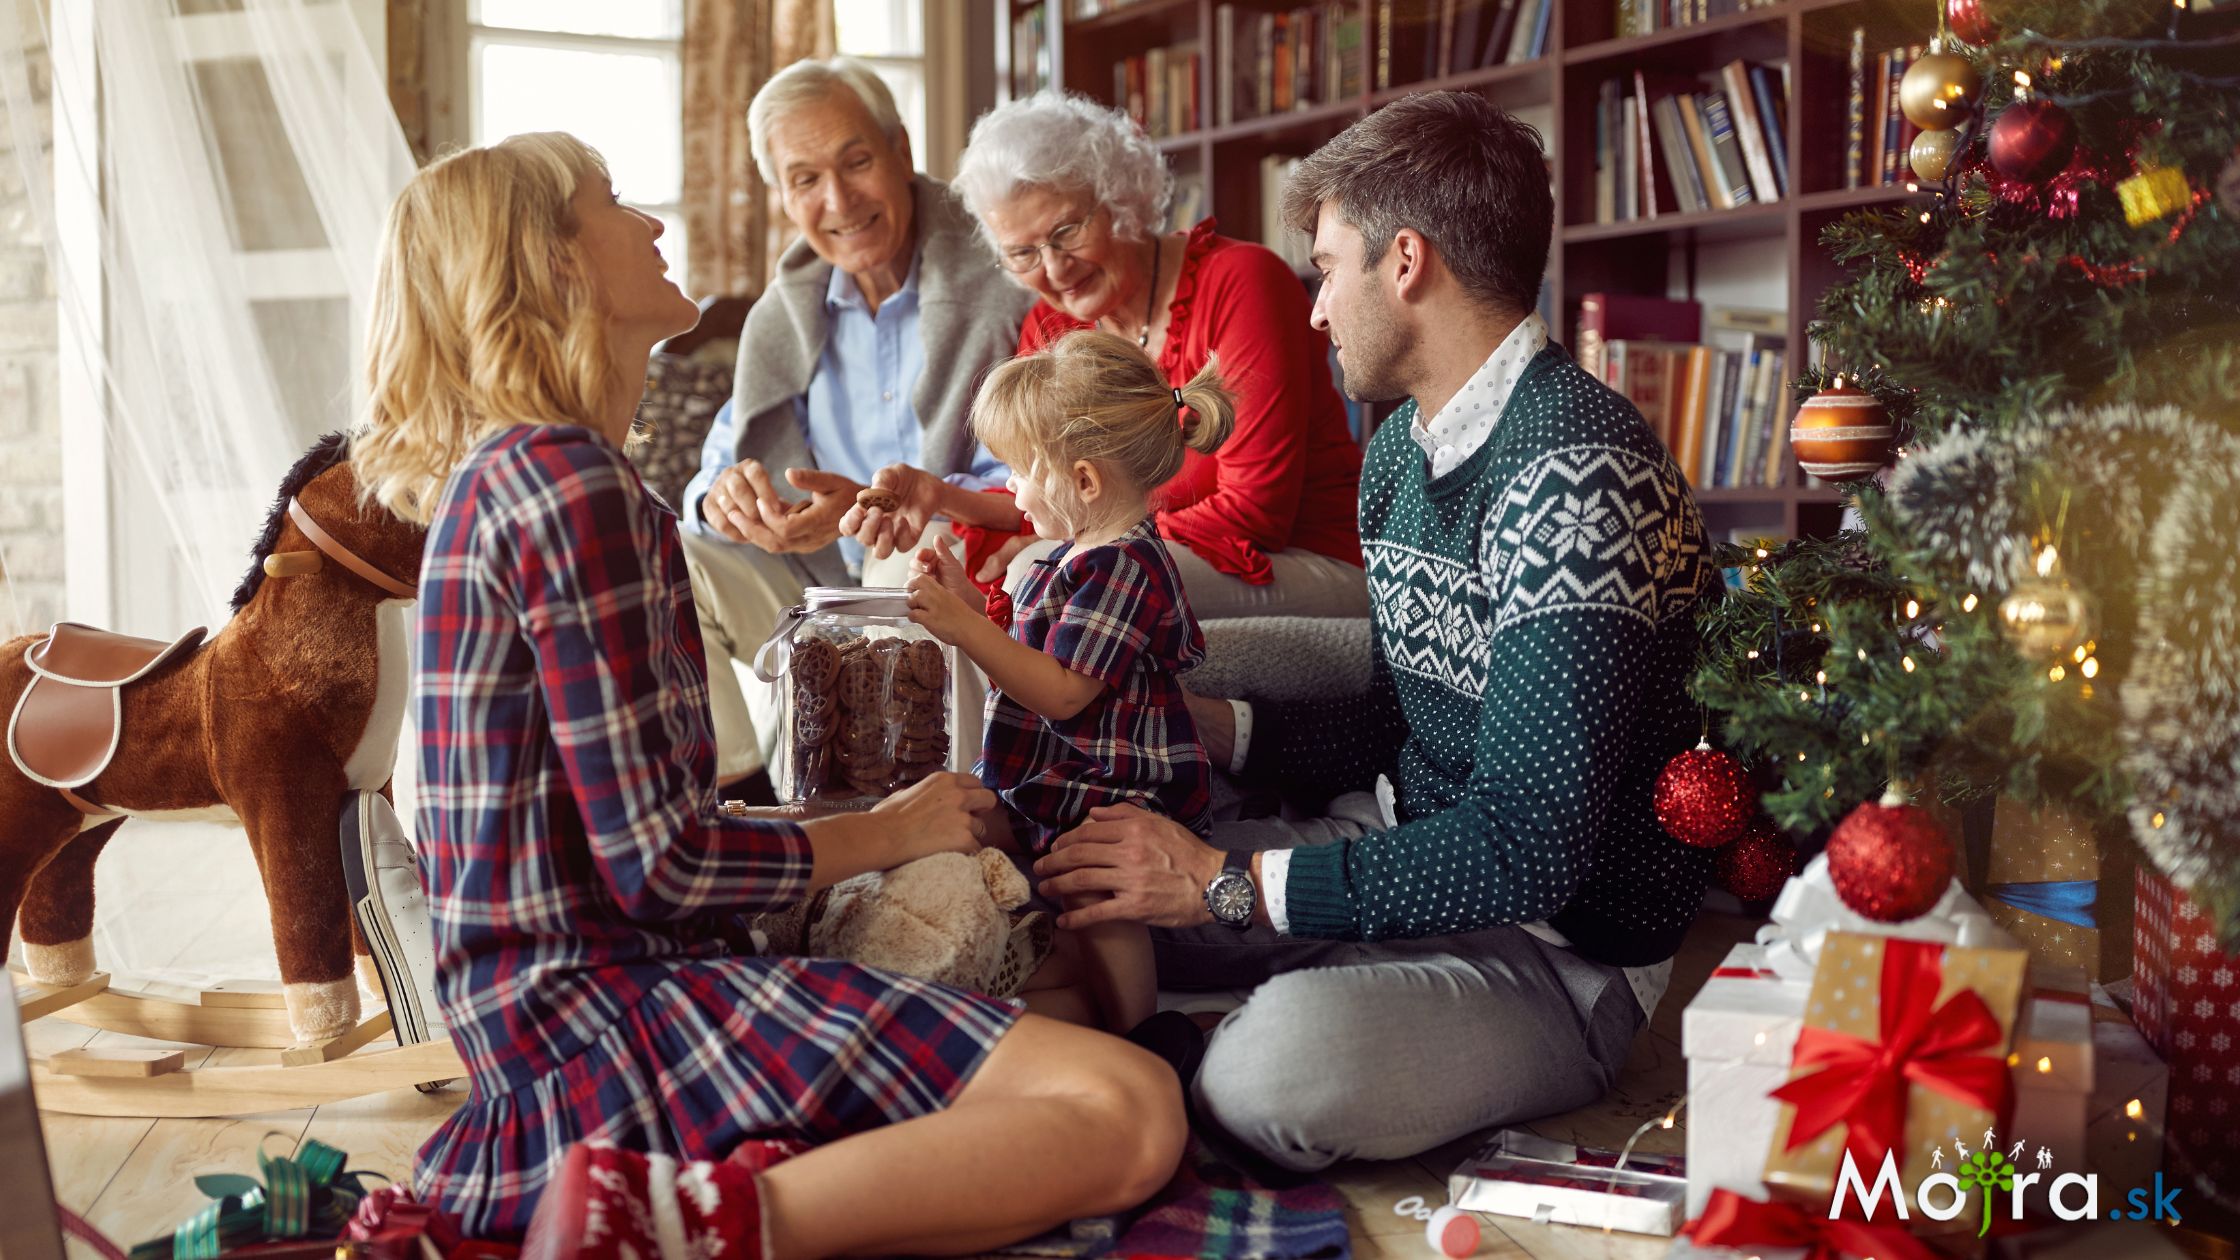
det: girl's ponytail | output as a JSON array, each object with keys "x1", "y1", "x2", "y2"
[{"x1": 1174, "y1": 355, "x2": 1235, "y2": 456}]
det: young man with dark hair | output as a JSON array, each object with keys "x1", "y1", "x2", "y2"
[{"x1": 1032, "y1": 91, "x2": 1718, "y2": 1171}]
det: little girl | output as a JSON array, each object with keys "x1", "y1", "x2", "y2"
[{"x1": 905, "y1": 329, "x2": 1234, "y2": 1035}]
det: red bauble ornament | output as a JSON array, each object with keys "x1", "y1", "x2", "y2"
[
  {"x1": 1716, "y1": 818, "x2": 1797, "y2": 902},
  {"x1": 1654, "y1": 739, "x2": 1758, "y2": 848},
  {"x1": 1990, "y1": 99, "x2": 2076, "y2": 182},
  {"x1": 1946, "y1": 0, "x2": 1998, "y2": 45},
  {"x1": 1825, "y1": 790, "x2": 1957, "y2": 922}
]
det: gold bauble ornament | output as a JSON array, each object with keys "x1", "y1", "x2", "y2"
[
  {"x1": 1789, "y1": 385, "x2": 1896, "y2": 480},
  {"x1": 1999, "y1": 577, "x2": 2098, "y2": 658},
  {"x1": 1911, "y1": 129, "x2": 1963, "y2": 182},
  {"x1": 1900, "y1": 52, "x2": 1982, "y2": 131}
]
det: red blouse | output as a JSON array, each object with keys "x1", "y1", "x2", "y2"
[{"x1": 1016, "y1": 220, "x2": 1363, "y2": 584}]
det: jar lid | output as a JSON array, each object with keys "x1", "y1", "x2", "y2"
[{"x1": 752, "y1": 586, "x2": 912, "y2": 682}]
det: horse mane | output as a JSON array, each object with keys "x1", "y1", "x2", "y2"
[{"x1": 229, "y1": 431, "x2": 353, "y2": 614}]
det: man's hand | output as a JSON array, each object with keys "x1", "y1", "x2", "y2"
[
  {"x1": 838, "y1": 463, "x2": 942, "y2": 560},
  {"x1": 1184, "y1": 690, "x2": 1236, "y2": 771},
  {"x1": 973, "y1": 533, "x2": 1039, "y2": 586},
  {"x1": 869, "y1": 771, "x2": 996, "y2": 865},
  {"x1": 1034, "y1": 803, "x2": 1228, "y2": 930},
  {"x1": 700, "y1": 459, "x2": 860, "y2": 554}
]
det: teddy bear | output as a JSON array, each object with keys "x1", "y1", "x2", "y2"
[{"x1": 755, "y1": 848, "x2": 1052, "y2": 998}]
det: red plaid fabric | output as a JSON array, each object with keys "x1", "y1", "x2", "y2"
[
  {"x1": 412, "y1": 424, "x2": 1018, "y2": 1239},
  {"x1": 976, "y1": 517, "x2": 1212, "y2": 851}
]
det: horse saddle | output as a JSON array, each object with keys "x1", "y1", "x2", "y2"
[{"x1": 7, "y1": 622, "x2": 207, "y2": 792}]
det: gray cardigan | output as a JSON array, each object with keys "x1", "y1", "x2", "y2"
[{"x1": 724, "y1": 174, "x2": 1033, "y2": 587}]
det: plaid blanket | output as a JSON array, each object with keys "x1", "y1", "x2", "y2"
[{"x1": 992, "y1": 1138, "x2": 1348, "y2": 1260}]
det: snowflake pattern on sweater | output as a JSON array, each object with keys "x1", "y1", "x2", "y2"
[{"x1": 1256, "y1": 344, "x2": 1717, "y2": 967}]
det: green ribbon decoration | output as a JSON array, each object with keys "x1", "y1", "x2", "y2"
[{"x1": 129, "y1": 1137, "x2": 383, "y2": 1260}]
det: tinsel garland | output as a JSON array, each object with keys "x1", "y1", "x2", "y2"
[{"x1": 2125, "y1": 450, "x2": 2240, "y2": 936}]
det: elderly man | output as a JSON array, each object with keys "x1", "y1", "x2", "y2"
[
  {"x1": 1030, "y1": 93, "x2": 1718, "y2": 1173},
  {"x1": 680, "y1": 58, "x2": 1033, "y2": 786}
]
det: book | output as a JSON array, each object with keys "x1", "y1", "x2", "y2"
[
  {"x1": 1748, "y1": 62, "x2": 1790, "y2": 197},
  {"x1": 1593, "y1": 78, "x2": 1621, "y2": 223},
  {"x1": 1698, "y1": 92, "x2": 1756, "y2": 207},
  {"x1": 1880, "y1": 48, "x2": 1907, "y2": 185},
  {"x1": 1676, "y1": 92, "x2": 1725, "y2": 209},
  {"x1": 1719, "y1": 61, "x2": 1779, "y2": 202},
  {"x1": 1330, "y1": 3, "x2": 1366, "y2": 98},
  {"x1": 1575, "y1": 293, "x2": 1700, "y2": 379},
  {"x1": 1450, "y1": 0, "x2": 1486, "y2": 77},
  {"x1": 1675, "y1": 344, "x2": 1714, "y2": 479},
  {"x1": 1651, "y1": 95, "x2": 1707, "y2": 212},
  {"x1": 1504, "y1": 0, "x2": 1542, "y2": 64},
  {"x1": 1478, "y1": 0, "x2": 1522, "y2": 68},
  {"x1": 1844, "y1": 27, "x2": 1867, "y2": 188},
  {"x1": 1374, "y1": 0, "x2": 1393, "y2": 90}
]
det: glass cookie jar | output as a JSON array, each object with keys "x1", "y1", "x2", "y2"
[{"x1": 753, "y1": 587, "x2": 959, "y2": 806}]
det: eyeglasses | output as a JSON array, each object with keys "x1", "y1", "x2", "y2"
[{"x1": 997, "y1": 214, "x2": 1100, "y2": 273}]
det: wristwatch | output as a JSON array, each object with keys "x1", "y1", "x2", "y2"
[{"x1": 1203, "y1": 850, "x2": 1257, "y2": 931}]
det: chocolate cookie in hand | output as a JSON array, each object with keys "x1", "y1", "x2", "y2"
[{"x1": 855, "y1": 486, "x2": 902, "y2": 514}]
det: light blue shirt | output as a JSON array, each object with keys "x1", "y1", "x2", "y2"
[{"x1": 680, "y1": 255, "x2": 1007, "y2": 567}]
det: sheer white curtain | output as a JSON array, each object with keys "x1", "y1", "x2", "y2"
[{"x1": 0, "y1": 0, "x2": 414, "y2": 983}]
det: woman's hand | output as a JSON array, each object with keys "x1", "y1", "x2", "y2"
[
  {"x1": 973, "y1": 533, "x2": 1039, "y2": 586},
  {"x1": 839, "y1": 463, "x2": 943, "y2": 560},
  {"x1": 870, "y1": 771, "x2": 997, "y2": 864},
  {"x1": 906, "y1": 538, "x2": 987, "y2": 646}
]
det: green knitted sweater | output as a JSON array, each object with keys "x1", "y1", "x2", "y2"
[{"x1": 1247, "y1": 345, "x2": 1717, "y2": 967}]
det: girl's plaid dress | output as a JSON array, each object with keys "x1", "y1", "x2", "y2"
[
  {"x1": 410, "y1": 424, "x2": 1018, "y2": 1239},
  {"x1": 978, "y1": 517, "x2": 1213, "y2": 851}
]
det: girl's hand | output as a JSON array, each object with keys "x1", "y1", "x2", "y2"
[
  {"x1": 912, "y1": 535, "x2": 981, "y2": 607},
  {"x1": 906, "y1": 567, "x2": 983, "y2": 646},
  {"x1": 869, "y1": 771, "x2": 996, "y2": 863}
]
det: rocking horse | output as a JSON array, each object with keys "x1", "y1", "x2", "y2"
[{"x1": 2, "y1": 433, "x2": 462, "y2": 1116}]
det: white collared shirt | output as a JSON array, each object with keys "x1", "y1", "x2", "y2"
[{"x1": 1409, "y1": 312, "x2": 1550, "y2": 478}]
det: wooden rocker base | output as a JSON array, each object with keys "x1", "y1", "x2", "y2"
[
  {"x1": 30, "y1": 1036, "x2": 464, "y2": 1117},
  {"x1": 12, "y1": 969, "x2": 464, "y2": 1117},
  {"x1": 11, "y1": 969, "x2": 304, "y2": 1048}
]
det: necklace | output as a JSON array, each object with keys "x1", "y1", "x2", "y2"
[{"x1": 1134, "y1": 238, "x2": 1161, "y2": 349}]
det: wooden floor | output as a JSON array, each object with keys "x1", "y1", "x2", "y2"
[{"x1": 31, "y1": 913, "x2": 1761, "y2": 1260}]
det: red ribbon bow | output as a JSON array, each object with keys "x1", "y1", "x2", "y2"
[
  {"x1": 1684, "y1": 1189, "x2": 1939, "y2": 1260},
  {"x1": 1769, "y1": 938, "x2": 2011, "y2": 1175}
]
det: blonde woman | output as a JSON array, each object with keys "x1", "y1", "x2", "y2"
[{"x1": 351, "y1": 133, "x2": 1182, "y2": 1256}]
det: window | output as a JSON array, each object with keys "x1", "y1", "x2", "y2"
[
  {"x1": 835, "y1": 0, "x2": 926, "y2": 157},
  {"x1": 466, "y1": 0, "x2": 688, "y2": 280}
]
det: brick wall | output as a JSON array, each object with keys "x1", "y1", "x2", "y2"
[{"x1": 0, "y1": 12, "x2": 56, "y2": 641}]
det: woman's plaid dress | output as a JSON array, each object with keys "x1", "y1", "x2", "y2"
[{"x1": 409, "y1": 424, "x2": 1018, "y2": 1239}]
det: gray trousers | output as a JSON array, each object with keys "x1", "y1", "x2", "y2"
[{"x1": 1153, "y1": 804, "x2": 1645, "y2": 1172}]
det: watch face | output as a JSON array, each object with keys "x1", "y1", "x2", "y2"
[{"x1": 1208, "y1": 871, "x2": 1255, "y2": 926}]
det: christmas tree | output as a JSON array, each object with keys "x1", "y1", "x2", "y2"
[{"x1": 1691, "y1": 0, "x2": 2240, "y2": 931}]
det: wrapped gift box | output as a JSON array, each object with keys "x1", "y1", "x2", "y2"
[
  {"x1": 2132, "y1": 868, "x2": 2238, "y2": 1211},
  {"x1": 1761, "y1": 933, "x2": 2030, "y2": 1209},
  {"x1": 1976, "y1": 799, "x2": 2135, "y2": 985},
  {"x1": 1447, "y1": 1128, "x2": 1688, "y2": 1236},
  {"x1": 1683, "y1": 939, "x2": 2092, "y2": 1221}
]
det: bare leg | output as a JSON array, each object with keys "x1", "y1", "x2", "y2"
[
  {"x1": 758, "y1": 1012, "x2": 1185, "y2": 1258},
  {"x1": 1015, "y1": 932, "x2": 1097, "y2": 1026},
  {"x1": 1065, "y1": 895, "x2": 1157, "y2": 1032}
]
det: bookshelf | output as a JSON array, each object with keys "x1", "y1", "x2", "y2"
[{"x1": 995, "y1": 0, "x2": 1939, "y2": 539}]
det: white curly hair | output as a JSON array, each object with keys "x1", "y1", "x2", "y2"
[{"x1": 951, "y1": 91, "x2": 1172, "y2": 247}]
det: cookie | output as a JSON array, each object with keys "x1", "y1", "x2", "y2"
[
  {"x1": 790, "y1": 637, "x2": 840, "y2": 691},
  {"x1": 855, "y1": 486, "x2": 901, "y2": 514},
  {"x1": 904, "y1": 639, "x2": 948, "y2": 690},
  {"x1": 895, "y1": 731, "x2": 948, "y2": 767},
  {"x1": 838, "y1": 655, "x2": 886, "y2": 712}
]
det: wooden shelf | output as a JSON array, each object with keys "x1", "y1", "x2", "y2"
[
  {"x1": 1062, "y1": 0, "x2": 1198, "y2": 32},
  {"x1": 1564, "y1": 1, "x2": 1799, "y2": 64},
  {"x1": 986, "y1": 0, "x2": 1934, "y2": 539},
  {"x1": 1370, "y1": 56, "x2": 1550, "y2": 105},
  {"x1": 1563, "y1": 200, "x2": 1786, "y2": 243}
]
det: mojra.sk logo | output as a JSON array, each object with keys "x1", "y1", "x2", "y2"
[{"x1": 1829, "y1": 1128, "x2": 2184, "y2": 1236}]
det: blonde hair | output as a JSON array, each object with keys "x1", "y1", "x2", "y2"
[
  {"x1": 351, "y1": 132, "x2": 618, "y2": 524},
  {"x1": 973, "y1": 329, "x2": 1233, "y2": 533}
]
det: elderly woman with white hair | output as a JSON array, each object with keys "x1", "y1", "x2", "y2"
[{"x1": 857, "y1": 92, "x2": 1368, "y2": 618}]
